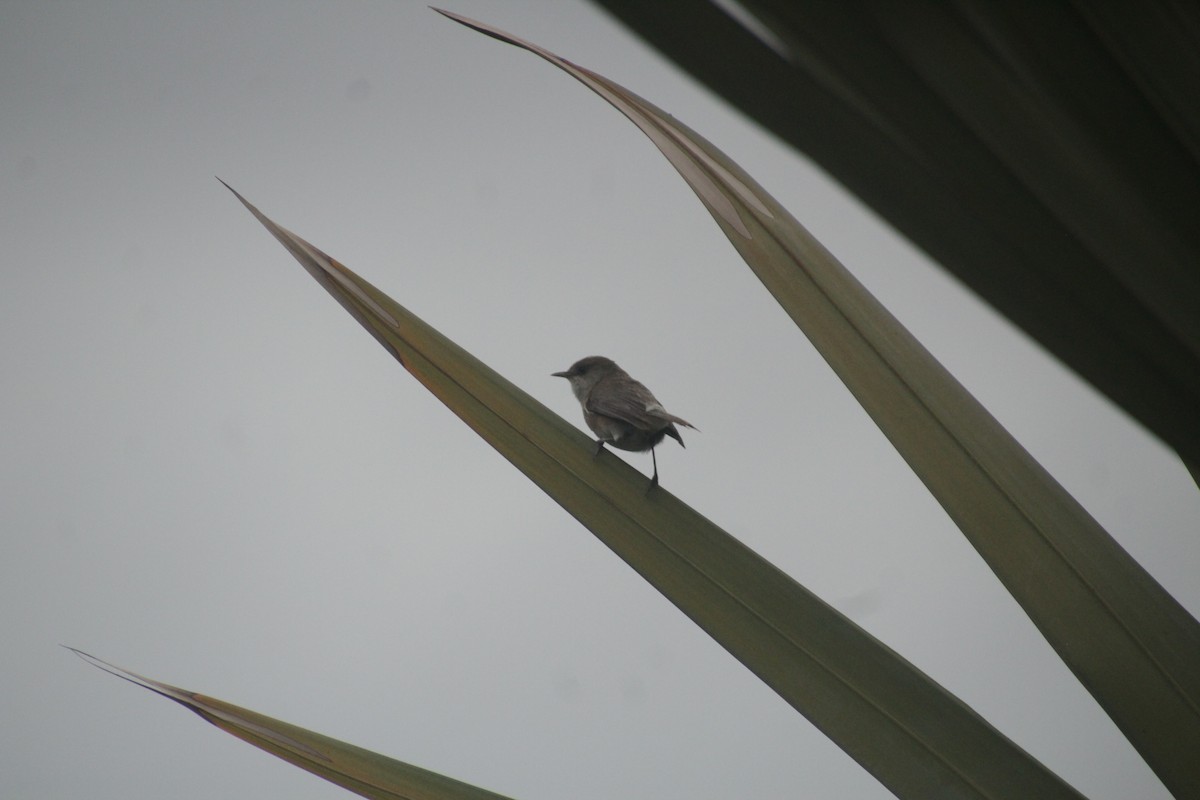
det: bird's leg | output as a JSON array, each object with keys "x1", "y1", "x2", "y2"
[
  {"x1": 593, "y1": 440, "x2": 606, "y2": 458},
  {"x1": 650, "y1": 447, "x2": 660, "y2": 488}
]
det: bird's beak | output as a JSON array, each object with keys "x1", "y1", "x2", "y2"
[{"x1": 551, "y1": 370, "x2": 570, "y2": 378}]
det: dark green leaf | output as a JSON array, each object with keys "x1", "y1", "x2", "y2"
[{"x1": 434, "y1": 12, "x2": 1200, "y2": 797}]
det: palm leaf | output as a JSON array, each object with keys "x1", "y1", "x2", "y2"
[
  {"x1": 221, "y1": 180, "x2": 1082, "y2": 799},
  {"x1": 433, "y1": 10, "x2": 1200, "y2": 796}
]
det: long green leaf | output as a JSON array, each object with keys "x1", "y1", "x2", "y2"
[
  {"x1": 222, "y1": 180, "x2": 1083, "y2": 799},
  {"x1": 435, "y1": 9, "x2": 1200, "y2": 797},
  {"x1": 68, "y1": 649, "x2": 514, "y2": 800}
]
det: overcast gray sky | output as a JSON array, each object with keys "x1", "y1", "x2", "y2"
[{"x1": 3, "y1": 2, "x2": 1197, "y2": 799}]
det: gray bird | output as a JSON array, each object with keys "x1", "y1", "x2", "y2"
[{"x1": 553, "y1": 356, "x2": 696, "y2": 486}]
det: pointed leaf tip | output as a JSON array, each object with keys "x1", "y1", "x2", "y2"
[{"x1": 70, "y1": 649, "x2": 524, "y2": 797}]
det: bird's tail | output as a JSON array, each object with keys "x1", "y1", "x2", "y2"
[
  {"x1": 667, "y1": 413, "x2": 696, "y2": 431},
  {"x1": 663, "y1": 417, "x2": 697, "y2": 448}
]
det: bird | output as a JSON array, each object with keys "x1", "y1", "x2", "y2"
[{"x1": 553, "y1": 356, "x2": 696, "y2": 486}]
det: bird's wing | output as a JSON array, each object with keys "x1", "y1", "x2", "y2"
[{"x1": 586, "y1": 379, "x2": 694, "y2": 431}]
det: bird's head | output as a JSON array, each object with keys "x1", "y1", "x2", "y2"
[{"x1": 553, "y1": 355, "x2": 618, "y2": 401}]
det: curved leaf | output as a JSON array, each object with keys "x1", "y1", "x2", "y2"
[{"x1": 434, "y1": 10, "x2": 1200, "y2": 797}]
